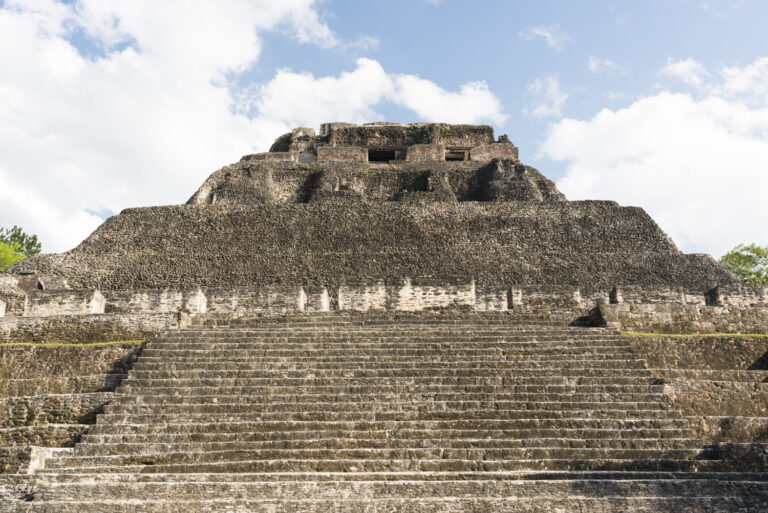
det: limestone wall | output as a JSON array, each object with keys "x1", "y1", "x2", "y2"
[
  {"x1": 317, "y1": 146, "x2": 367, "y2": 163},
  {"x1": 0, "y1": 313, "x2": 185, "y2": 343},
  {"x1": 707, "y1": 285, "x2": 768, "y2": 308},
  {"x1": 599, "y1": 303, "x2": 768, "y2": 334},
  {"x1": 25, "y1": 290, "x2": 105, "y2": 317},
  {"x1": 470, "y1": 143, "x2": 519, "y2": 162},
  {"x1": 205, "y1": 286, "x2": 307, "y2": 317},
  {"x1": 628, "y1": 334, "x2": 768, "y2": 442},
  {"x1": 337, "y1": 278, "x2": 475, "y2": 312},
  {"x1": 406, "y1": 144, "x2": 445, "y2": 162},
  {"x1": 102, "y1": 288, "x2": 206, "y2": 314}
]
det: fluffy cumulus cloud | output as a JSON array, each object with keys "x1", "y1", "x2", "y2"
[
  {"x1": 249, "y1": 59, "x2": 507, "y2": 128},
  {"x1": 0, "y1": 0, "x2": 505, "y2": 252},
  {"x1": 542, "y1": 57, "x2": 768, "y2": 256}
]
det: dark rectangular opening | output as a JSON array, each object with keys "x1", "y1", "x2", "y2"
[
  {"x1": 368, "y1": 149, "x2": 396, "y2": 162},
  {"x1": 445, "y1": 150, "x2": 466, "y2": 161}
]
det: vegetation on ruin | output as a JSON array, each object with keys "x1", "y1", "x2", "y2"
[
  {"x1": 0, "y1": 225, "x2": 41, "y2": 256},
  {"x1": 0, "y1": 240, "x2": 24, "y2": 271},
  {"x1": 719, "y1": 243, "x2": 768, "y2": 286},
  {"x1": 0, "y1": 225, "x2": 41, "y2": 270}
]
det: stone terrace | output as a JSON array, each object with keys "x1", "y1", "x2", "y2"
[{"x1": 1, "y1": 313, "x2": 766, "y2": 511}]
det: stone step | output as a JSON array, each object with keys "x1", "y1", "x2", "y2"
[
  {"x1": 103, "y1": 401, "x2": 676, "y2": 417},
  {"x1": 120, "y1": 376, "x2": 663, "y2": 388},
  {"x1": 81, "y1": 428, "x2": 700, "y2": 445},
  {"x1": 141, "y1": 345, "x2": 633, "y2": 362},
  {"x1": 175, "y1": 323, "x2": 610, "y2": 331},
  {"x1": 72, "y1": 438, "x2": 703, "y2": 457},
  {"x1": 134, "y1": 355, "x2": 639, "y2": 366},
  {"x1": 127, "y1": 368, "x2": 654, "y2": 380},
  {"x1": 96, "y1": 409, "x2": 684, "y2": 424},
  {"x1": 23, "y1": 470, "x2": 768, "y2": 483},
  {"x1": 37, "y1": 457, "x2": 733, "y2": 474},
  {"x1": 153, "y1": 334, "x2": 624, "y2": 344},
  {"x1": 48, "y1": 447, "x2": 712, "y2": 470},
  {"x1": 169, "y1": 332, "x2": 613, "y2": 340},
  {"x1": 129, "y1": 361, "x2": 650, "y2": 373},
  {"x1": 111, "y1": 392, "x2": 670, "y2": 405},
  {"x1": 28, "y1": 478, "x2": 768, "y2": 502},
  {"x1": 113, "y1": 384, "x2": 666, "y2": 397},
  {"x1": 650, "y1": 369, "x2": 768, "y2": 383},
  {"x1": 87, "y1": 418, "x2": 693, "y2": 435},
  {"x1": 9, "y1": 496, "x2": 763, "y2": 513}
]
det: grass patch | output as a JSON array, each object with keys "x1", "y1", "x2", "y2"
[
  {"x1": 0, "y1": 339, "x2": 148, "y2": 348},
  {"x1": 622, "y1": 331, "x2": 768, "y2": 339}
]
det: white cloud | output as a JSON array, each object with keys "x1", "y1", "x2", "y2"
[
  {"x1": 588, "y1": 56, "x2": 618, "y2": 74},
  {"x1": 519, "y1": 25, "x2": 567, "y2": 51},
  {"x1": 249, "y1": 59, "x2": 507, "y2": 127},
  {"x1": 0, "y1": 1, "x2": 506, "y2": 252},
  {"x1": 661, "y1": 57, "x2": 710, "y2": 88},
  {"x1": 663, "y1": 57, "x2": 768, "y2": 107},
  {"x1": 525, "y1": 76, "x2": 568, "y2": 118},
  {"x1": 392, "y1": 76, "x2": 507, "y2": 125},
  {"x1": 252, "y1": 59, "x2": 394, "y2": 127},
  {"x1": 720, "y1": 57, "x2": 768, "y2": 103},
  {"x1": 542, "y1": 58, "x2": 768, "y2": 256}
]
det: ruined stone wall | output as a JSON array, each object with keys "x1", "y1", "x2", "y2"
[
  {"x1": 0, "y1": 313, "x2": 185, "y2": 343},
  {"x1": 102, "y1": 289, "x2": 206, "y2": 314},
  {"x1": 600, "y1": 304, "x2": 768, "y2": 334},
  {"x1": 185, "y1": 161, "x2": 562, "y2": 205},
  {"x1": 337, "y1": 278, "x2": 475, "y2": 312},
  {"x1": 0, "y1": 341, "x2": 143, "y2": 470},
  {"x1": 628, "y1": 334, "x2": 768, "y2": 443},
  {"x1": 205, "y1": 286, "x2": 307, "y2": 317},
  {"x1": 25, "y1": 290, "x2": 105, "y2": 317},
  {"x1": 9, "y1": 201, "x2": 735, "y2": 291}
]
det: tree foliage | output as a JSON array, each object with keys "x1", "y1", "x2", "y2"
[
  {"x1": 0, "y1": 240, "x2": 24, "y2": 271},
  {"x1": 719, "y1": 243, "x2": 768, "y2": 286},
  {"x1": 0, "y1": 225, "x2": 41, "y2": 257}
]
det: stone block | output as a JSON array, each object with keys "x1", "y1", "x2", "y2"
[
  {"x1": 470, "y1": 142, "x2": 519, "y2": 162},
  {"x1": 0, "y1": 300, "x2": 4, "y2": 318},
  {"x1": 103, "y1": 288, "x2": 207, "y2": 315},
  {"x1": 205, "y1": 286, "x2": 306, "y2": 317},
  {"x1": 241, "y1": 152, "x2": 297, "y2": 162},
  {"x1": 317, "y1": 146, "x2": 368, "y2": 163},
  {"x1": 305, "y1": 287, "x2": 330, "y2": 312},
  {"x1": 405, "y1": 144, "x2": 445, "y2": 162},
  {"x1": 338, "y1": 280, "x2": 387, "y2": 311},
  {"x1": 25, "y1": 290, "x2": 105, "y2": 317},
  {"x1": 394, "y1": 277, "x2": 475, "y2": 311},
  {"x1": 475, "y1": 289, "x2": 508, "y2": 311}
]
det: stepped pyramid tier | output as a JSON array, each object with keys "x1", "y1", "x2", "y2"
[
  {"x1": 7, "y1": 122, "x2": 734, "y2": 291},
  {"x1": 1, "y1": 123, "x2": 766, "y2": 511}
]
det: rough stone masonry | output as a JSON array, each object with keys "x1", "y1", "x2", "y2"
[{"x1": 4, "y1": 122, "x2": 736, "y2": 293}]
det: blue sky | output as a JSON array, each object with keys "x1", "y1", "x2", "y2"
[{"x1": 0, "y1": 0, "x2": 767, "y2": 255}]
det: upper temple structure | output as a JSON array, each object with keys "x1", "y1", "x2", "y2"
[
  {"x1": 2, "y1": 123, "x2": 767, "y2": 511},
  {"x1": 5, "y1": 122, "x2": 736, "y2": 292}
]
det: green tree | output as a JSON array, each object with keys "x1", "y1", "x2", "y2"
[
  {"x1": 0, "y1": 240, "x2": 24, "y2": 271},
  {"x1": 0, "y1": 225, "x2": 41, "y2": 257},
  {"x1": 719, "y1": 243, "x2": 768, "y2": 286}
]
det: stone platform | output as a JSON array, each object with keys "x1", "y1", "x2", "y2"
[{"x1": 2, "y1": 313, "x2": 766, "y2": 511}]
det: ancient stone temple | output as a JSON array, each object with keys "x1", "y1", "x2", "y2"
[{"x1": 1, "y1": 122, "x2": 767, "y2": 511}]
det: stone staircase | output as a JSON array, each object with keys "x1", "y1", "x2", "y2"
[{"x1": 8, "y1": 314, "x2": 768, "y2": 511}]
